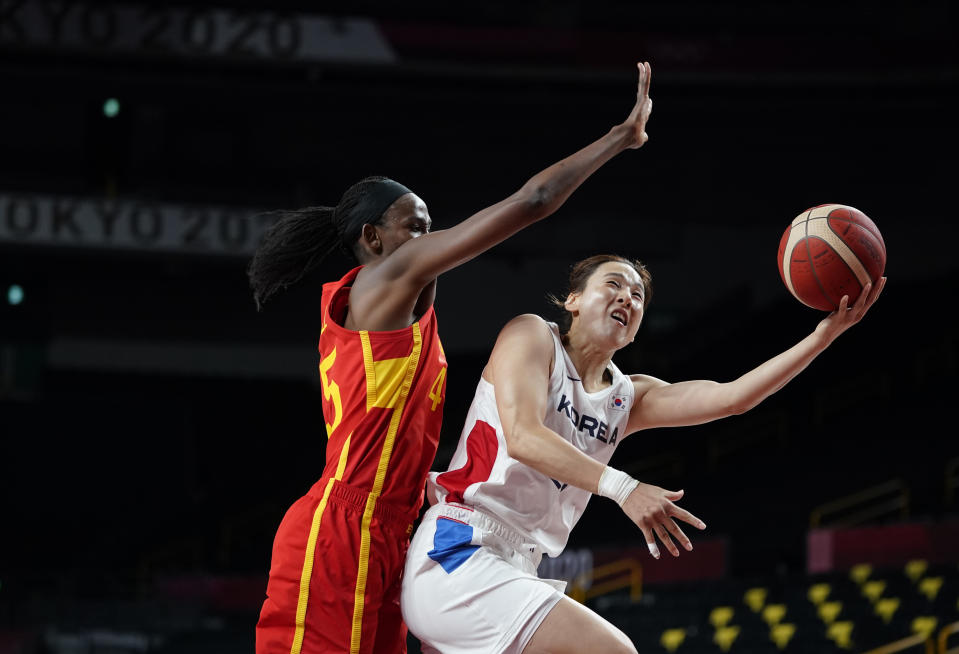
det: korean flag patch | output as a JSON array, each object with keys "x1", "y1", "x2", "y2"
[{"x1": 609, "y1": 394, "x2": 629, "y2": 412}]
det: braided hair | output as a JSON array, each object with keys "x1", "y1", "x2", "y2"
[{"x1": 247, "y1": 176, "x2": 411, "y2": 310}]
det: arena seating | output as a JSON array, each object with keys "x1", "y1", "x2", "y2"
[{"x1": 589, "y1": 559, "x2": 959, "y2": 653}]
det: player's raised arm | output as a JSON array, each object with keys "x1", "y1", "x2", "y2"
[
  {"x1": 375, "y1": 63, "x2": 654, "y2": 292},
  {"x1": 626, "y1": 277, "x2": 887, "y2": 434}
]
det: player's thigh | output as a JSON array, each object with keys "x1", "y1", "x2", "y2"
[
  {"x1": 521, "y1": 596, "x2": 637, "y2": 654},
  {"x1": 371, "y1": 556, "x2": 407, "y2": 654}
]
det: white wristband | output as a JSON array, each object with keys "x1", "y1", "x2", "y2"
[{"x1": 597, "y1": 466, "x2": 639, "y2": 507}]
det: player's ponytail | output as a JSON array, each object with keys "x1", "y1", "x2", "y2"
[
  {"x1": 247, "y1": 206, "x2": 338, "y2": 311},
  {"x1": 247, "y1": 176, "x2": 413, "y2": 311}
]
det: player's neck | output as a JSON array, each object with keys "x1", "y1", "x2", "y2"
[{"x1": 563, "y1": 334, "x2": 614, "y2": 393}]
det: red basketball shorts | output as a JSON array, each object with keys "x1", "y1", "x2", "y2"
[{"x1": 256, "y1": 479, "x2": 415, "y2": 654}]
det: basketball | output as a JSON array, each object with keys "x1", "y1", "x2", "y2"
[{"x1": 777, "y1": 204, "x2": 886, "y2": 311}]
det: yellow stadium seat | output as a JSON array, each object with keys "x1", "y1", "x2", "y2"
[
  {"x1": 808, "y1": 582, "x2": 831, "y2": 605},
  {"x1": 827, "y1": 621, "x2": 854, "y2": 649},
  {"x1": 709, "y1": 606, "x2": 735, "y2": 629},
  {"x1": 862, "y1": 580, "x2": 886, "y2": 603},
  {"x1": 874, "y1": 597, "x2": 900, "y2": 625},
  {"x1": 762, "y1": 603, "x2": 787, "y2": 626},
  {"x1": 905, "y1": 559, "x2": 928, "y2": 583},
  {"x1": 917, "y1": 576, "x2": 943, "y2": 601},
  {"x1": 770, "y1": 622, "x2": 796, "y2": 650},
  {"x1": 911, "y1": 616, "x2": 937, "y2": 639},
  {"x1": 660, "y1": 628, "x2": 686, "y2": 652},
  {"x1": 818, "y1": 600, "x2": 843, "y2": 625},
  {"x1": 714, "y1": 625, "x2": 740, "y2": 652},
  {"x1": 850, "y1": 563, "x2": 872, "y2": 585},
  {"x1": 743, "y1": 587, "x2": 767, "y2": 612}
]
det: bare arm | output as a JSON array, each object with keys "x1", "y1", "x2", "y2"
[
  {"x1": 489, "y1": 315, "x2": 608, "y2": 492},
  {"x1": 627, "y1": 278, "x2": 887, "y2": 433},
  {"x1": 489, "y1": 314, "x2": 705, "y2": 558},
  {"x1": 374, "y1": 63, "x2": 654, "y2": 295}
]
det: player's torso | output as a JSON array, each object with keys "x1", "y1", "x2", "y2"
[
  {"x1": 430, "y1": 320, "x2": 632, "y2": 556},
  {"x1": 318, "y1": 267, "x2": 448, "y2": 513}
]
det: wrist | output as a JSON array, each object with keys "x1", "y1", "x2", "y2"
[
  {"x1": 598, "y1": 466, "x2": 640, "y2": 507},
  {"x1": 608, "y1": 123, "x2": 637, "y2": 149},
  {"x1": 811, "y1": 323, "x2": 835, "y2": 348}
]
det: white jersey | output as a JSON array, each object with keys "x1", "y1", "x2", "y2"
[{"x1": 425, "y1": 319, "x2": 634, "y2": 557}]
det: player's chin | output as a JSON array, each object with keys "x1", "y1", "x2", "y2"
[
  {"x1": 614, "y1": 334, "x2": 635, "y2": 350},
  {"x1": 586, "y1": 322, "x2": 631, "y2": 350},
  {"x1": 606, "y1": 331, "x2": 634, "y2": 351}
]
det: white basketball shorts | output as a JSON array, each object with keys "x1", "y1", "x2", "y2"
[{"x1": 401, "y1": 503, "x2": 567, "y2": 654}]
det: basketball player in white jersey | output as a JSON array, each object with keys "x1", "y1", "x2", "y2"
[{"x1": 401, "y1": 255, "x2": 885, "y2": 654}]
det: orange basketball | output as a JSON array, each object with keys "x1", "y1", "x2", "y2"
[{"x1": 777, "y1": 204, "x2": 886, "y2": 311}]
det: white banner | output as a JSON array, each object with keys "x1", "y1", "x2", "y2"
[
  {"x1": 0, "y1": 193, "x2": 272, "y2": 256},
  {"x1": 0, "y1": 1, "x2": 396, "y2": 64}
]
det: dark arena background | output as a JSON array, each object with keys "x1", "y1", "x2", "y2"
[{"x1": 2, "y1": 1, "x2": 958, "y2": 653}]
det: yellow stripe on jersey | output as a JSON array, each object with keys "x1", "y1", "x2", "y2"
[
  {"x1": 289, "y1": 433, "x2": 352, "y2": 654},
  {"x1": 334, "y1": 432, "x2": 353, "y2": 479},
  {"x1": 360, "y1": 330, "x2": 418, "y2": 412},
  {"x1": 359, "y1": 331, "x2": 377, "y2": 411},
  {"x1": 350, "y1": 323, "x2": 423, "y2": 654}
]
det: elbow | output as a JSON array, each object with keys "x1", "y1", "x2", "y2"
[
  {"x1": 726, "y1": 394, "x2": 761, "y2": 416},
  {"x1": 504, "y1": 426, "x2": 537, "y2": 464},
  {"x1": 715, "y1": 381, "x2": 761, "y2": 417},
  {"x1": 516, "y1": 184, "x2": 556, "y2": 218},
  {"x1": 716, "y1": 387, "x2": 755, "y2": 417},
  {"x1": 727, "y1": 402, "x2": 752, "y2": 417}
]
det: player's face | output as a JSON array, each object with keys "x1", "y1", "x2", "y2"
[
  {"x1": 566, "y1": 261, "x2": 645, "y2": 349},
  {"x1": 377, "y1": 193, "x2": 432, "y2": 256}
]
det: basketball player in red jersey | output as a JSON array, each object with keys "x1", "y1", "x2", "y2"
[{"x1": 248, "y1": 63, "x2": 655, "y2": 654}]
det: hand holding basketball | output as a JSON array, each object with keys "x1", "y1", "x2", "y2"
[{"x1": 814, "y1": 276, "x2": 886, "y2": 344}]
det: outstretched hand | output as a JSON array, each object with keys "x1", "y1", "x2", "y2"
[
  {"x1": 622, "y1": 61, "x2": 653, "y2": 149},
  {"x1": 622, "y1": 483, "x2": 706, "y2": 559},
  {"x1": 815, "y1": 276, "x2": 887, "y2": 344}
]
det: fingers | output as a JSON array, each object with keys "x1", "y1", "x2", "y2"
[
  {"x1": 640, "y1": 525, "x2": 660, "y2": 560},
  {"x1": 853, "y1": 283, "x2": 872, "y2": 319},
  {"x1": 644, "y1": 515, "x2": 695, "y2": 559},
  {"x1": 629, "y1": 485, "x2": 703, "y2": 559},
  {"x1": 867, "y1": 276, "x2": 887, "y2": 304},
  {"x1": 854, "y1": 277, "x2": 885, "y2": 322},
  {"x1": 851, "y1": 275, "x2": 885, "y2": 312},
  {"x1": 663, "y1": 517, "x2": 693, "y2": 553},
  {"x1": 636, "y1": 61, "x2": 652, "y2": 98},
  {"x1": 655, "y1": 523, "x2": 680, "y2": 557},
  {"x1": 669, "y1": 504, "x2": 707, "y2": 530}
]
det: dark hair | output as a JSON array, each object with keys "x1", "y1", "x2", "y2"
[
  {"x1": 548, "y1": 254, "x2": 653, "y2": 337},
  {"x1": 247, "y1": 176, "x2": 406, "y2": 311}
]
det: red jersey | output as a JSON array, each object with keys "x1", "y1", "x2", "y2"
[
  {"x1": 256, "y1": 265, "x2": 448, "y2": 654},
  {"x1": 317, "y1": 265, "x2": 447, "y2": 514}
]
